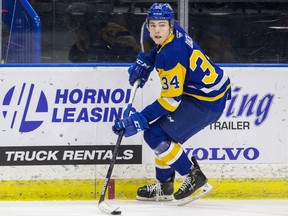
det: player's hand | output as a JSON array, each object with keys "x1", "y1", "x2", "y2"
[
  {"x1": 112, "y1": 112, "x2": 149, "y2": 137},
  {"x1": 128, "y1": 52, "x2": 154, "y2": 88}
]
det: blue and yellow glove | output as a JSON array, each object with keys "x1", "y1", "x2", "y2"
[
  {"x1": 128, "y1": 52, "x2": 154, "y2": 88},
  {"x1": 112, "y1": 112, "x2": 149, "y2": 137}
]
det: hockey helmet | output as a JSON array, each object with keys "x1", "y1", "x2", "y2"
[
  {"x1": 66, "y1": 2, "x2": 106, "y2": 31},
  {"x1": 147, "y1": 3, "x2": 174, "y2": 21},
  {"x1": 65, "y1": 2, "x2": 93, "y2": 27}
]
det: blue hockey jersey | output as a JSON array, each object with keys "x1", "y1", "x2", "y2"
[{"x1": 141, "y1": 23, "x2": 231, "y2": 123}]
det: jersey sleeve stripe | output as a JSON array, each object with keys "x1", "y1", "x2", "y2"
[
  {"x1": 187, "y1": 74, "x2": 229, "y2": 94},
  {"x1": 184, "y1": 83, "x2": 231, "y2": 102},
  {"x1": 157, "y1": 97, "x2": 180, "y2": 112}
]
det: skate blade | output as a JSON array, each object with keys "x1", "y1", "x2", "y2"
[
  {"x1": 177, "y1": 183, "x2": 213, "y2": 206},
  {"x1": 136, "y1": 195, "x2": 174, "y2": 202}
]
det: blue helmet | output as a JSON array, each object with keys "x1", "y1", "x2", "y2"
[{"x1": 147, "y1": 3, "x2": 174, "y2": 21}]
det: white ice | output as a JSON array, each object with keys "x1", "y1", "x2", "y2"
[{"x1": 0, "y1": 200, "x2": 287, "y2": 216}]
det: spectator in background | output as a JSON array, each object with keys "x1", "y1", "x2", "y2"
[{"x1": 66, "y1": 2, "x2": 140, "y2": 63}]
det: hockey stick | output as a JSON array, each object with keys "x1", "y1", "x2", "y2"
[{"x1": 98, "y1": 79, "x2": 140, "y2": 215}]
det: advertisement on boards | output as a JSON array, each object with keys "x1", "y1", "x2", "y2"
[
  {"x1": 142, "y1": 66, "x2": 287, "y2": 164},
  {"x1": 0, "y1": 67, "x2": 143, "y2": 166},
  {"x1": 0, "y1": 66, "x2": 287, "y2": 166}
]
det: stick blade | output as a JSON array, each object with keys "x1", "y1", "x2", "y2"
[{"x1": 98, "y1": 201, "x2": 121, "y2": 215}]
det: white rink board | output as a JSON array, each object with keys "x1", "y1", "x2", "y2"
[{"x1": 0, "y1": 65, "x2": 287, "y2": 178}]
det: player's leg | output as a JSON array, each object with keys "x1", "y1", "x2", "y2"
[
  {"x1": 136, "y1": 123, "x2": 182, "y2": 201},
  {"x1": 157, "y1": 95, "x2": 223, "y2": 200},
  {"x1": 136, "y1": 122, "x2": 192, "y2": 200}
]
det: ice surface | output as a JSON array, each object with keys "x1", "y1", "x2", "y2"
[{"x1": 0, "y1": 200, "x2": 287, "y2": 216}]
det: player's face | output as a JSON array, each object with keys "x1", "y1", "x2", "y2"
[{"x1": 148, "y1": 20, "x2": 171, "y2": 45}]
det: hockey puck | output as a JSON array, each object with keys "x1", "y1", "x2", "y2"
[{"x1": 111, "y1": 210, "x2": 121, "y2": 215}]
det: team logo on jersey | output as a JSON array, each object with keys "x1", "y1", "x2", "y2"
[
  {"x1": 166, "y1": 114, "x2": 175, "y2": 122},
  {"x1": 185, "y1": 34, "x2": 193, "y2": 48},
  {"x1": 176, "y1": 30, "x2": 183, "y2": 38}
]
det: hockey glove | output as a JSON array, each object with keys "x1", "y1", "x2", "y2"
[
  {"x1": 112, "y1": 112, "x2": 149, "y2": 137},
  {"x1": 128, "y1": 52, "x2": 154, "y2": 88}
]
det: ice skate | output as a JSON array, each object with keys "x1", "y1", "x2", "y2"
[
  {"x1": 174, "y1": 156, "x2": 213, "y2": 205},
  {"x1": 136, "y1": 172, "x2": 175, "y2": 201}
]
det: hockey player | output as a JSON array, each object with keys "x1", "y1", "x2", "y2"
[{"x1": 113, "y1": 3, "x2": 231, "y2": 202}]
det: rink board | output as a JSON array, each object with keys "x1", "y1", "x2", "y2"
[
  {"x1": 0, "y1": 178, "x2": 287, "y2": 201},
  {"x1": 0, "y1": 64, "x2": 287, "y2": 200}
]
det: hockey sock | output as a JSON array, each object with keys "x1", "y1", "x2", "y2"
[{"x1": 156, "y1": 142, "x2": 192, "y2": 176}]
